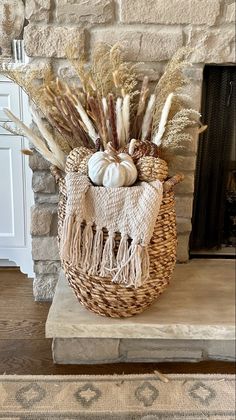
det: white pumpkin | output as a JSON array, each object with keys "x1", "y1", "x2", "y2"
[{"x1": 88, "y1": 148, "x2": 138, "y2": 188}]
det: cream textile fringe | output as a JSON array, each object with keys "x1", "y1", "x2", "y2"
[{"x1": 60, "y1": 174, "x2": 163, "y2": 288}]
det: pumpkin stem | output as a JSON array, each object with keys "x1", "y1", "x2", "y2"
[{"x1": 106, "y1": 142, "x2": 121, "y2": 162}]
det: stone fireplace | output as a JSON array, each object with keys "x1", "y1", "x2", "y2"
[{"x1": 1, "y1": 0, "x2": 235, "y2": 300}]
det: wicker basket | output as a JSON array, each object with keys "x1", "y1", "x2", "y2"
[{"x1": 51, "y1": 160, "x2": 182, "y2": 318}]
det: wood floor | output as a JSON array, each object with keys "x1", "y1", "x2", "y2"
[{"x1": 0, "y1": 268, "x2": 235, "y2": 375}]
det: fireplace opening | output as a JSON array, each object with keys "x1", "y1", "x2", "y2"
[{"x1": 190, "y1": 65, "x2": 236, "y2": 257}]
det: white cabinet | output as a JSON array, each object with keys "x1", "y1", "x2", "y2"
[
  {"x1": 0, "y1": 82, "x2": 21, "y2": 121},
  {"x1": 0, "y1": 76, "x2": 34, "y2": 277}
]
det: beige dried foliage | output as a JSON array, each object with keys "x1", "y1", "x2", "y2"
[
  {"x1": 67, "y1": 43, "x2": 138, "y2": 98},
  {"x1": 53, "y1": 131, "x2": 72, "y2": 154},
  {"x1": 109, "y1": 44, "x2": 138, "y2": 97},
  {"x1": 0, "y1": 44, "x2": 201, "y2": 167},
  {"x1": 152, "y1": 47, "x2": 193, "y2": 132},
  {"x1": 167, "y1": 93, "x2": 193, "y2": 121},
  {"x1": 91, "y1": 43, "x2": 112, "y2": 95},
  {"x1": 66, "y1": 45, "x2": 93, "y2": 94},
  {"x1": 0, "y1": 62, "x2": 52, "y2": 117},
  {"x1": 0, "y1": 62, "x2": 77, "y2": 154},
  {"x1": 159, "y1": 108, "x2": 200, "y2": 160}
]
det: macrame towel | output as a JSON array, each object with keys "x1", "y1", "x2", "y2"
[{"x1": 60, "y1": 173, "x2": 163, "y2": 288}]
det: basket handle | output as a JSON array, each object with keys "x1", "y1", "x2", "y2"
[
  {"x1": 50, "y1": 165, "x2": 65, "y2": 183},
  {"x1": 163, "y1": 173, "x2": 184, "y2": 192}
]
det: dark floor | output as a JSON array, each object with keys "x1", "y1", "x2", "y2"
[{"x1": 0, "y1": 268, "x2": 235, "y2": 375}]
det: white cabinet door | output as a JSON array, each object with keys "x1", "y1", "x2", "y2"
[
  {"x1": 0, "y1": 136, "x2": 26, "y2": 247},
  {"x1": 0, "y1": 82, "x2": 21, "y2": 121},
  {"x1": 0, "y1": 77, "x2": 33, "y2": 277}
]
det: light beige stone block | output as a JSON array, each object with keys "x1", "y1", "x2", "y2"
[
  {"x1": 31, "y1": 204, "x2": 56, "y2": 236},
  {"x1": 120, "y1": 339, "x2": 236, "y2": 362},
  {"x1": 184, "y1": 65, "x2": 204, "y2": 82},
  {"x1": 119, "y1": 339, "x2": 203, "y2": 362},
  {"x1": 53, "y1": 338, "x2": 120, "y2": 364},
  {"x1": 176, "y1": 217, "x2": 192, "y2": 234},
  {"x1": 35, "y1": 193, "x2": 59, "y2": 204},
  {"x1": 181, "y1": 81, "x2": 202, "y2": 110},
  {"x1": 56, "y1": 0, "x2": 114, "y2": 24},
  {"x1": 24, "y1": 24, "x2": 85, "y2": 58},
  {"x1": 177, "y1": 233, "x2": 190, "y2": 262},
  {"x1": 33, "y1": 274, "x2": 58, "y2": 301},
  {"x1": 32, "y1": 236, "x2": 60, "y2": 260},
  {"x1": 55, "y1": 60, "x2": 79, "y2": 79},
  {"x1": 29, "y1": 151, "x2": 50, "y2": 171},
  {"x1": 187, "y1": 27, "x2": 236, "y2": 63},
  {"x1": 206, "y1": 340, "x2": 236, "y2": 360},
  {"x1": 34, "y1": 260, "x2": 61, "y2": 275},
  {"x1": 120, "y1": 0, "x2": 220, "y2": 26},
  {"x1": 175, "y1": 195, "x2": 193, "y2": 218},
  {"x1": 168, "y1": 156, "x2": 196, "y2": 173},
  {"x1": 134, "y1": 62, "x2": 163, "y2": 82},
  {"x1": 174, "y1": 173, "x2": 195, "y2": 194},
  {"x1": 91, "y1": 28, "x2": 183, "y2": 61},
  {"x1": 25, "y1": 0, "x2": 51, "y2": 22},
  {"x1": 32, "y1": 171, "x2": 56, "y2": 193}
]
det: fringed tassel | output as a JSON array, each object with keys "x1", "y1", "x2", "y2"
[
  {"x1": 81, "y1": 222, "x2": 93, "y2": 272},
  {"x1": 88, "y1": 227, "x2": 104, "y2": 275},
  {"x1": 115, "y1": 234, "x2": 130, "y2": 284},
  {"x1": 60, "y1": 216, "x2": 150, "y2": 287},
  {"x1": 60, "y1": 215, "x2": 74, "y2": 261},
  {"x1": 141, "y1": 246, "x2": 150, "y2": 283},
  {"x1": 70, "y1": 220, "x2": 82, "y2": 268},
  {"x1": 100, "y1": 231, "x2": 116, "y2": 277},
  {"x1": 128, "y1": 242, "x2": 143, "y2": 288},
  {"x1": 112, "y1": 240, "x2": 150, "y2": 288}
]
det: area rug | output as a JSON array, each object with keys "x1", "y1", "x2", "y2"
[{"x1": 0, "y1": 374, "x2": 235, "y2": 419}]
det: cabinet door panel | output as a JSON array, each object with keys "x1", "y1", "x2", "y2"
[
  {"x1": 0, "y1": 83, "x2": 21, "y2": 121},
  {"x1": 0, "y1": 136, "x2": 26, "y2": 247}
]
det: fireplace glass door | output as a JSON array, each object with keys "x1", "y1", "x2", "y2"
[{"x1": 190, "y1": 65, "x2": 236, "y2": 255}]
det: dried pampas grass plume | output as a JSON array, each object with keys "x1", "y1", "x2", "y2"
[
  {"x1": 152, "y1": 47, "x2": 193, "y2": 132},
  {"x1": 152, "y1": 93, "x2": 174, "y2": 146},
  {"x1": 3, "y1": 108, "x2": 65, "y2": 170},
  {"x1": 159, "y1": 108, "x2": 201, "y2": 160}
]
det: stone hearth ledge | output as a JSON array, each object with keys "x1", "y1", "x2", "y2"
[{"x1": 46, "y1": 260, "x2": 235, "y2": 341}]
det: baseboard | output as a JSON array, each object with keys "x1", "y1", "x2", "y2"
[{"x1": 0, "y1": 259, "x2": 17, "y2": 267}]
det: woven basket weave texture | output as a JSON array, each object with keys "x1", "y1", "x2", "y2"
[{"x1": 53, "y1": 149, "x2": 178, "y2": 318}]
